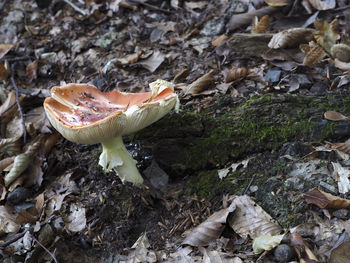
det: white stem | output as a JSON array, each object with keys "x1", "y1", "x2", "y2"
[{"x1": 98, "y1": 136, "x2": 143, "y2": 186}]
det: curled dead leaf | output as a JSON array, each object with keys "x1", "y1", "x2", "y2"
[
  {"x1": 0, "y1": 137, "x2": 21, "y2": 155},
  {"x1": 138, "y1": 50, "x2": 165, "y2": 72},
  {"x1": 225, "y1": 66, "x2": 249, "y2": 83},
  {"x1": 115, "y1": 50, "x2": 143, "y2": 65},
  {"x1": 334, "y1": 58, "x2": 350, "y2": 71},
  {"x1": 65, "y1": 203, "x2": 86, "y2": 232},
  {"x1": 251, "y1": 15, "x2": 270, "y2": 34},
  {"x1": 0, "y1": 157, "x2": 15, "y2": 173},
  {"x1": 0, "y1": 44, "x2": 13, "y2": 59},
  {"x1": 182, "y1": 202, "x2": 236, "y2": 247},
  {"x1": 253, "y1": 234, "x2": 284, "y2": 254},
  {"x1": 303, "y1": 188, "x2": 350, "y2": 209},
  {"x1": 173, "y1": 69, "x2": 189, "y2": 83},
  {"x1": 308, "y1": 0, "x2": 335, "y2": 10},
  {"x1": 331, "y1": 44, "x2": 350, "y2": 63},
  {"x1": 290, "y1": 232, "x2": 318, "y2": 262},
  {"x1": 329, "y1": 142, "x2": 350, "y2": 154},
  {"x1": 324, "y1": 111, "x2": 348, "y2": 121},
  {"x1": 0, "y1": 206, "x2": 20, "y2": 236},
  {"x1": 185, "y1": 71, "x2": 214, "y2": 95},
  {"x1": 303, "y1": 44, "x2": 326, "y2": 67},
  {"x1": 268, "y1": 28, "x2": 315, "y2": 49},
  {"x1": 228, "y1": 195, "x2": 282, "y2": 239}
]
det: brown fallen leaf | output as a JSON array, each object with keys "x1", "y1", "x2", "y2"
[
  {"x1": 290, "y1": 232, "x2": 319, "y2": 262},
  {"x1": 0, "y1": 206, "x2": 20, "y2": 236},
  {"x1": 26, "y1": 60, "x2": 38, "y2": 82},
  {"x1": 224, "y1": 66, "x2": 250, "y2": 83},
  {"x1": 182, "y1": 202, "x2": 236, "y2": 247},
  {"x1": 303, "y1": 44, "x2": 326, "y2": 67},
  {"x1": 303, "y1": 188, "x2": 350, "y2": 209},
  {"x1": 0, "y1": 156, "x2": 15, "y2": 173},
  {"x1": 268, "y1": 28, "x2": 315, "y2": 49},
  {"x1": 330, "y1": 241, "x2": 350, "y2": 263},
  {"x1": 331, "y1": 44, "x2": 350, "y2": 63},
  {"x1": 173, "y1": 69, "x2": 189, "y2": 83},
  {"x1": 228, "y1": 195, "x2": 282, "y2": 239},
  {"x1": 329, "y1": 142, "x2": 350, "y2": 154},
  {"x1": 324, "y1": 111, "x2": 348, "y2": 121},
  {"x1": 0, "y1": 60, "x2": 10, "y2": 81},
  {"x1": 15, "y1": 206, "x2": 39, "y2": 224},
  {"x1": 251, "y1": 15, "x2": 270, "y2": 34},
  {"x1": 115, "y1": 50, "x2": 143, "y2": 65},
  {"x1": 212, "y1": 34, "x2": 228, "y2": 47},
  {"x1": 185, "y1": 71, "x2": 214, "y2": 95},
  {"x1": 0, "y1": 44, "x2": 13, "y2": 59}
]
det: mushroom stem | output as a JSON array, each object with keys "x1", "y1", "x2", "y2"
[{"x1": 99, "y1": 136, "x2": 143, "y2": 186}]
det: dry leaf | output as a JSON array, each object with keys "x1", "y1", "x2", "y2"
[
  {"x1": 303, "y1": 44, "x2": 326, "y2": 66},
  {"x1": 0, "y1": 206, "x2": 20, "y2": 236},
  {"x1": 224, "y1": 66, "x2": 249, "y2": 83},
  {"x1": 138, "y1": 50, "x2": 165, "y2": 72},
  {"x1": 303, "y1": 188, "x2": 350, "y2": 209},
  {"x1": 185, "y1": 71, "x2": 213, "y2": 95},
  {"x1": 268, "y1": 28, "x2": 315, "y2": 49},
  {"x1": 324, "y1": 111, "x2": 348, "y2": 121},
  {"x1": 4, "y1": 140, "x2": 40, "y2": 187},
  {"x1": 0, "y1": 44, "x2": 13, "y2": 59},
  {"x1": 0, "y1": 91, "x2": 16, "y2": 116},
  {"x1": 228, "y1": 6, "x2": 278, "y2": 32},
  {"x1": 264, "y1": 0, "x2": 290, "y2": 6},
  {"x1": 116, "y1": 51, "x2": 143, "y2": 65},
  {"x1": 314, "y1": 19, "x2": 340, "y2": 52},
  {"x1": 182, "y1": 202, "x2": 236, "y2": 247},
  {"x1": 15, "y1": 206, "x2": 39, "y2": 224},
  {"x1": 251, "y1": 15, "x2": 270, "y2": 34},
  {"x1": 212, "y1": 34, "x2": 228, "y2": 47},
  {"x1": 330, "y1": 241, "x2": 350, "y2": 263},
  {"x1": 331, "y1": 44, "x2": 350, "y2": 63},
  {"x1": 0, "y1": 137, "x2": 21, "y2": 155},
  {"x1": 290, "y1": 232, "x2": 319, "y2": 262},
  {"x1": 252, "y1": 234, "x2": 284, "y2": 254},
  {"x1": 228, "y1": 195, "x2": 282, "y2": 239},
  {"x1": 334, "y1": 58, "x2": 350, "y2": 71},
  {"x1": 308, "y1": 0, "x2": 335, "y2": 10},
  {"x1": 332, "y1": 162, "x2": 350, "y2": 194},
  {"x1": 65, "y1": 203, "x2": 86, "y2": 232},
  {"x1": 173, "y1": 69, "x2": 189, "y2": 83},
  {"x1": 26, "y1": 60, "x2": 38, "y2": 82},
  {"x1": 330, "y1": 142, "x2": 350, "y2": 155},
  {"x1": 0, "y1": 61, "x2": 10, "y2": 81}
]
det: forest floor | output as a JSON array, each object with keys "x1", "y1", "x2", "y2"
[{"x1": 1, "y1": 0, "x2": 350, "y2": 262}]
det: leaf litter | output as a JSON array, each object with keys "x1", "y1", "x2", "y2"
[{"x1": 1, "y1": 0, "x2": 350, "y2": 262}]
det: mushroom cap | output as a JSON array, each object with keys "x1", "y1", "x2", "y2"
[{"x1": 44, "y1": 81, "x2": 178, "y2": 144}]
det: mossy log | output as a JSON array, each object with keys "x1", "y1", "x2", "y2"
[{"x1": 135, "y1": 92, "x2": 350, "y2": 177}]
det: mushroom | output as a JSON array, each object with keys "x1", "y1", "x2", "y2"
[{"x1": 44, "y1": 80, "x2": 179, "y2": 186}]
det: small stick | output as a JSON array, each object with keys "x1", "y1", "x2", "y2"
[
  {"x1": 242, "y1": 174, "x2": 256, "y2": 195},
  {"x1": 31, "y1": 234, "x2": 58, "y2": 263},
  {"x1": 0, "y1": 56, "x2": 32, "y2": 63},
  {"x1": 0, "y1": 229, "x2": 29, "y2": 248},
  {"x1": 10, "y1": 63, "x2": 27, "y2": 144},
  {"x1": 63, "y1": 0, "x2": 87, "y2": 16}
]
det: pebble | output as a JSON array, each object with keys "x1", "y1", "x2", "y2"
[{"x1": 274, "y1": 244, "x2": 295, "y2": 262}]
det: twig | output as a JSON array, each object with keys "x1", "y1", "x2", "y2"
[
  {"x1": 10, "y1": 62, "x2": 27, "y2": 144},
  {"x1": 128, "y1": 0, "x2": 172, "y2": 14},
  {"x1": 63, "y1": 0, "x2": 87, "y2": 16},
  {"x1": 0, "y1": 229, "x2": 29, "y2": 248},
  {"x1": 242, "y1": 174, "x2": 256, "y2": 195},
  {"x1": 31, "y1": 234, "x2": 59, "y2": 263},
  {"x1": 0, "y1": 56, "x2": 32, "y2": 63}
]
